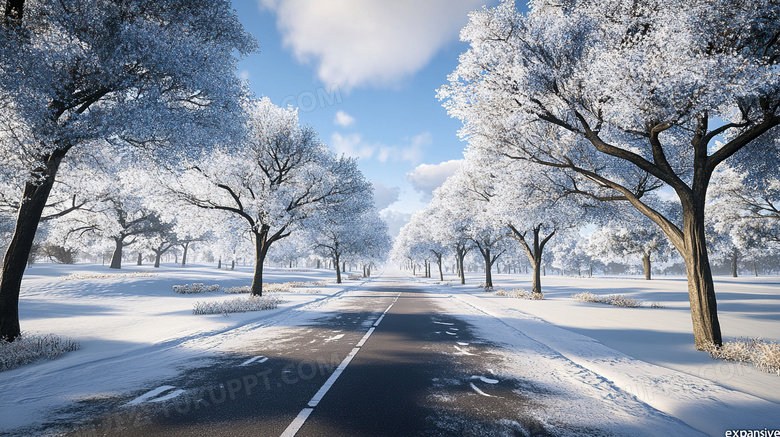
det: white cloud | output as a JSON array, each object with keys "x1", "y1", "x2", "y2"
[
  {"x1": 334, "y1": 110, "x2": 355, "y2": 127},
  {"x1": 330, "y1": 132, "x2": 376, "y2": 160},
  {"x1": 380, "y1": 209, "x2": 412, "y2": 238},
  {"x1": 330, "y1": 131, "x2": 431, "y2": 165},
  {"x1": 406, "y1": 159, "x2": 462, "y2": 200},
  {"x1": 372, "y1": 180, "x2": 401, "y2": 210},
  {"x1": 258, "y1": 0, "x2": 489, "y2": 90}
]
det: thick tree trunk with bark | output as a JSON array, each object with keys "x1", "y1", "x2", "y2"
[
  {"x1": 642, "y1": 253, "x2": 652, "y2": 280},
  {"x1": 481, "y1": 247, "x2": 493, "y2": 288},
  {"x1": 153, "y1": 249, "x2": 166, "y2": 268},
  {"x1": 455, "y1": 245, "x2": 468, "y2": 285},
  {"x1": 137, "y1": 253, "x2": 142, "y2": 266},
  {"x1": 250, "y1": 231, "x2": 270, "y2": 296},
  {"x1": 180, "y1": 242, "x2": 190, "y2": 267},
  {"x1": 679, "y1": 199, "x2": 722, "y2": 349},
  {"x1": 334, "y1": 253, "x2": 342, "y2": 284},
  {"x1": 0, "y1": 149, "x2": 66, "y2": 341},
  {"x1": 509, "y1": 224, "x2": 554, "y2": 298},
  {"x1": 730, "y1": 249, "x2": 739, "y2": 278},
  {"x1": 110, "y1": 238, "x2": 124, "y2": 269},
  {"x1": 435, "y1": 253, "x2": 444, "y2": 281}
]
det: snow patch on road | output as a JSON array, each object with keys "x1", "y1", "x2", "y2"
[
  {"x1": 324, "y1": 333, "x2": 345, "y2": 342},
  {"x1": 470, "y1": 375, "x2": 499, "y2": 384},
  {"x1": 469, "y1": 382, "x2": 493, "y2": 397}
]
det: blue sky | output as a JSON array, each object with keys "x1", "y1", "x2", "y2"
[{"x1": 231, "y1": 0, "x2": 517, "y2": 234}]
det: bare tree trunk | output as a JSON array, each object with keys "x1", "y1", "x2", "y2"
[
  {"x1": 681, "y1": 202, "x2": 722, "y2": 349},
  {"x1": 110, "y1": 239, "x2": 124, "y2": 269},
  {"x1": 509, "y1": 224, "x2": 554, "y2": 298},
  {"x1": 642, "y1": 253, "x2": 652, "y2": 280},
  {"x1": 753, "y1": 261, "x2": 758, "y2": 277},
  {"x1": 137, "y1": 252, "x2": 142, "y2": 266},
  {"x1": 250, "y1": 230, "x2": 271, "y2": 296},
  {"x1": 153, "y1": 251, "x2": 162, "y2": 268},
  {"x1": 180, "y1": 242, "x2": 190, "y2": 267},
  {"x1": 480, "y1": 247, "x2": 493, "y2": 288},
  {"x1": 0, "y1": 147, "x2": 69, "y2": 341},
  {"x1": 334, "y1": 253, "x2": 342, "y2": 284},
  {"x1": 730, "y1": 249, "x2": 739, "y2": 278}
]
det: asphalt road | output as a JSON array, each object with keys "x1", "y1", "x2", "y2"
[{"x1": 64, "y1": 274, "x2": 552, "y2": 436}]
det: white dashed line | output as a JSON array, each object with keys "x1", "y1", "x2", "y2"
[
  {"x1": 240, "y1": 356, "x2": 268, "y2": 366},
  {"x1": 125, "y1": 386, "x2": 178, "y2": 406},
  {"x1": 281, "y1": 291, "x2": 402, "y2": 436}
]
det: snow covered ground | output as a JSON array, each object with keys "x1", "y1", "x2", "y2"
[
  {"x1": 1, "y1": 264, "x2": 779, "y2": 436},
  {"x1": 417, "y1": 272, "x2": 780, "y2": 435},
  {"x1": 0, "y1": 262, "x2": 349, "y2": 434}
]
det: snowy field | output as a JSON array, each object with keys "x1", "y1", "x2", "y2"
[
  {"x1": 0, "y1": 262, "x2": 349, "y2": 434},
  {"x1": 419, "y1": 272, "x2": 780, "y2": 435},
  {"x1": 1, "y1": 264, "x2": 779, "y2": 436}
]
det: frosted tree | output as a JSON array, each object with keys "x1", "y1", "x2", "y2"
[
  {"x1": 465, "y1": 149, "x2": 585, "y2": 296},
  {"x1": 310, "y1": 192, "x2": 384, "y2": 284},
  {"x1": 408, "y1": 207, "x2": 451, "y2": 281},
  {"x1": 431, "y1": 163, "x2": 510, "y2": 288},
  {"x1": 393, "y1": 211, "x2": 447, "y2": 279},
  {"x1": 165, "y1": 99, "x2": 373, "y2": 294},
  {"x1": 708, "y1": 165, "x2": 780, "y2": 273},
  {"x1": 0, "y1": 0, "x2": 255, "y2": 341},
  {"x1": 586, "y1": 208, "x2": 674, "y2": 280},
  {"x1": 439, "y1": 0, "x2": 780, "y2": 348},
  {"x1": 428, "y1": 174, "x2": 475, "y2": 284}
]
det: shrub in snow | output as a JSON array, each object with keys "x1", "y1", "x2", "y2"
[
  {"x1": 263, "y1": 283, "x2": 292, "y2": 292},
  {"x1": 173, "y1": 283, "x2": 220, "y2": 294},
  {"x1": 224, "y1": 286, "x2": 251, "y2": 294},
  {"x1": 572, "y1": 292, "x2": 642, "y2": 308},
  {"x1": 60, "y1": 272, "x2": 157, "y2": 281},
  {"x1": 494, "y1": 288, "x2": 544, "y2": 300},
  {"x1": 192, "y1": 294, "x2": 284, "y2": 316},
  {"x1": 0, "y1": 333, "x2": 80, "y2": 371},
  {"x1": 225, "y1": 281, "x2": 327, "y2": 294},
  {"x1": 706, "y1": 338, "x2": 780, "y2": 377},
  {"x1": 479, "y1": 283, "x2": 494, "y2": 293},
  {"x1": 347, "y1": 274, "x2": 361, "y2": 280}
]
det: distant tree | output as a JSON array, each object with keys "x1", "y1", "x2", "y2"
[
  {"x1": 164, "y1": 99, "x2": 372, "y2": 295},
  {"x1": 586, "y1": 210, "x2": 675, "y2": 280}
]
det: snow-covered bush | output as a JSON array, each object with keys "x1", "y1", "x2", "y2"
[
  {"x1": 479, "y1": 283, "x2": 493, "y2": 293},
  {"x1": 0, "y1": 333, "x2": 80, "y2": 371},
  {"x1": 263, "y1": 283, "x2": 293, "y2": 292},
  {"x1": 192, "y1": 294, "x2": 284, "y2": 316},
  {"x1": 60, "y1": 272, "x2": 157, "y2": 281},
  {"x1": 707, "y1": 338, "x2": 780, "y2": 377},
  {"x1": 224, "y1": 286, "x2": 251, "y2": 294},
  {"x1": 493, "y1": 288, "x2": 544, "y2": 300},
  {"x1": 173, "y1": 283, "x2": 220, "y2": 294},
  {"x1": 572, "y1": 292, "x2": 642, "y2": 308},
  {"x1": 230, "y1": 281, "x2": 329, "y2": 293}
]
